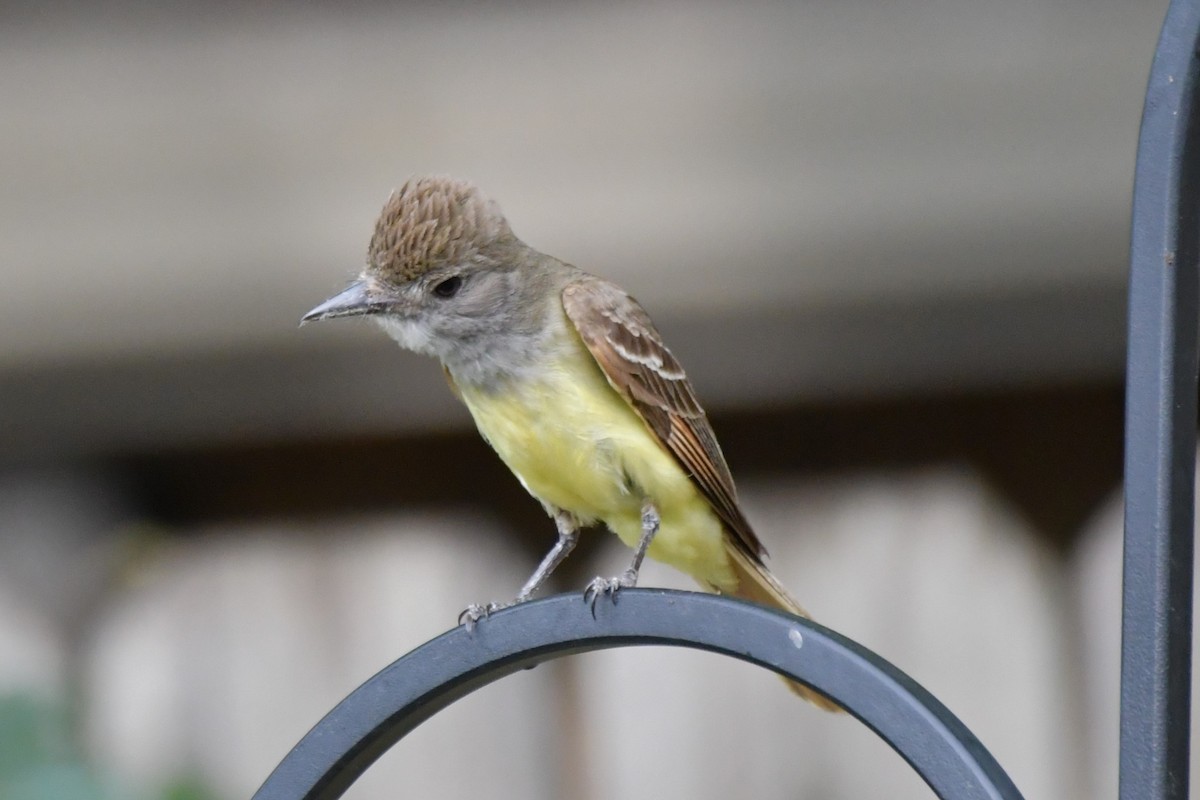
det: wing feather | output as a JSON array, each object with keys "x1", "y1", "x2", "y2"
[{"x1": 561, "y1": 276, "x2": 766, "y2": 561}]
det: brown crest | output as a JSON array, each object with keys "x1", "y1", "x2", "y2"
[{"x1": 367, "y1": 176, "x2": 513, "y2": 283}]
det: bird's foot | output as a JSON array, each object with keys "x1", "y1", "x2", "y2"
[
  {"x1": 583, "y1": 568, "x2": 638, "y2": 615},
  {"x1": 458, "y1": 601, "x2": 510, "y2": 632}
]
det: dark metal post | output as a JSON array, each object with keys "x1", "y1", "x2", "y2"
[{"x1": 1122, "y1": 2, "x2": 1200, "y2": 799}]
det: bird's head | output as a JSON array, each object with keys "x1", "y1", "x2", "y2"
[{"x1": 303, "y1": 176, "x2": 547, "y2": 364}]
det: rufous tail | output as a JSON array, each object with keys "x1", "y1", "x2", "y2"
[{"x1": 722, "y1": 545, "x2": 843, "y2": 712}]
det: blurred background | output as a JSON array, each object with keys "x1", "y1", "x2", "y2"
[{"x1": 0, "y1": 1, "x2": 1184, "y2": 798}]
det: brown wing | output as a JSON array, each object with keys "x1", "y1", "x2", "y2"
[{"x1": 561, "y1": 276, "x2": 767, "y2": 562}]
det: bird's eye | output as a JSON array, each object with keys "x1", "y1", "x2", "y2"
[{"x1": 432, "y1": 275, "x2": 463, "y2": 299}]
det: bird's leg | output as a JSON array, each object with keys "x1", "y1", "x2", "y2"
[
  {"x1": 515, "y1": 511, "x2": 581, "y2": 602},
  {"x1": 584, "y1": 500, "x2": 660, "y2": 611},
  {"x1": 626, "y1": 501, "x2": 659, "y2": 580},
  {"x1": 460, "y1": 510, "x2": 580, "y2": 630}
]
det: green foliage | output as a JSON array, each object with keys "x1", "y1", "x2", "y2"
[
  {"x1": 158, "y1": 776, "x2": 219, "y2": 800},
  {"x1": 0, "y1": 693, "x2": 217, "y2": 800}
]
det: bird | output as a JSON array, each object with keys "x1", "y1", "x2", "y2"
[{"x1": 303, "y1": 176, "x2": 838, "y2": 709}]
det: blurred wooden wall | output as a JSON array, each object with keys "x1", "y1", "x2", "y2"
[{"x1": 0, "y1": 1, "x2": 1169, "y2": 798}]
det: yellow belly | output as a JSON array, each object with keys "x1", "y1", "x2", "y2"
[{"x1": 455, "y1": 337, "x2": 735, "y2": 590}]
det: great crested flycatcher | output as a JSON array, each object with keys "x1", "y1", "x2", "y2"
[{"x1": 303, "y1": 176, "x2": 837, "y2": 709}]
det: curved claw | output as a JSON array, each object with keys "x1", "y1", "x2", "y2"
[
  {"x1": 458, "y1": 601, "x2": 507, "y2": 632},
  {"x1": 458, "y1": 604, "x2": 487, "y2": 632},
  {"x1": 582, "y1": 571, "x2": 637, "y2": 617}
]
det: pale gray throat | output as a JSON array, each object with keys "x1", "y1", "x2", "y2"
[
  {"x1": 374, "y1": 315, "x2": 438, "y2": 358},
  {"x1": 374, "y1": 254, "x2": 581, "y2": 393},
  {"x1": 441, "y1": 315, "x2": 569, "y2": 392},
  {"x1": 375, "y1": 301, "x2": 571, "y2": 393}
]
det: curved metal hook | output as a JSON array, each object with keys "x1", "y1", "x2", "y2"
[
  {"x1": 1122, "y1": 2, "x2": 1200, "y2": 799},
  {"x1": 252, "y1": 589, "x2": 1023, "y2": 800}
]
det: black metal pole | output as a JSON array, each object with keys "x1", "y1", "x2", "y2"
[
  {"x1": 252, "y1": 590, "x2": 1023, "y2": 800},
  {"x1": 1122, "y1": 3, "x2": 1200, "y2": 799}
]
